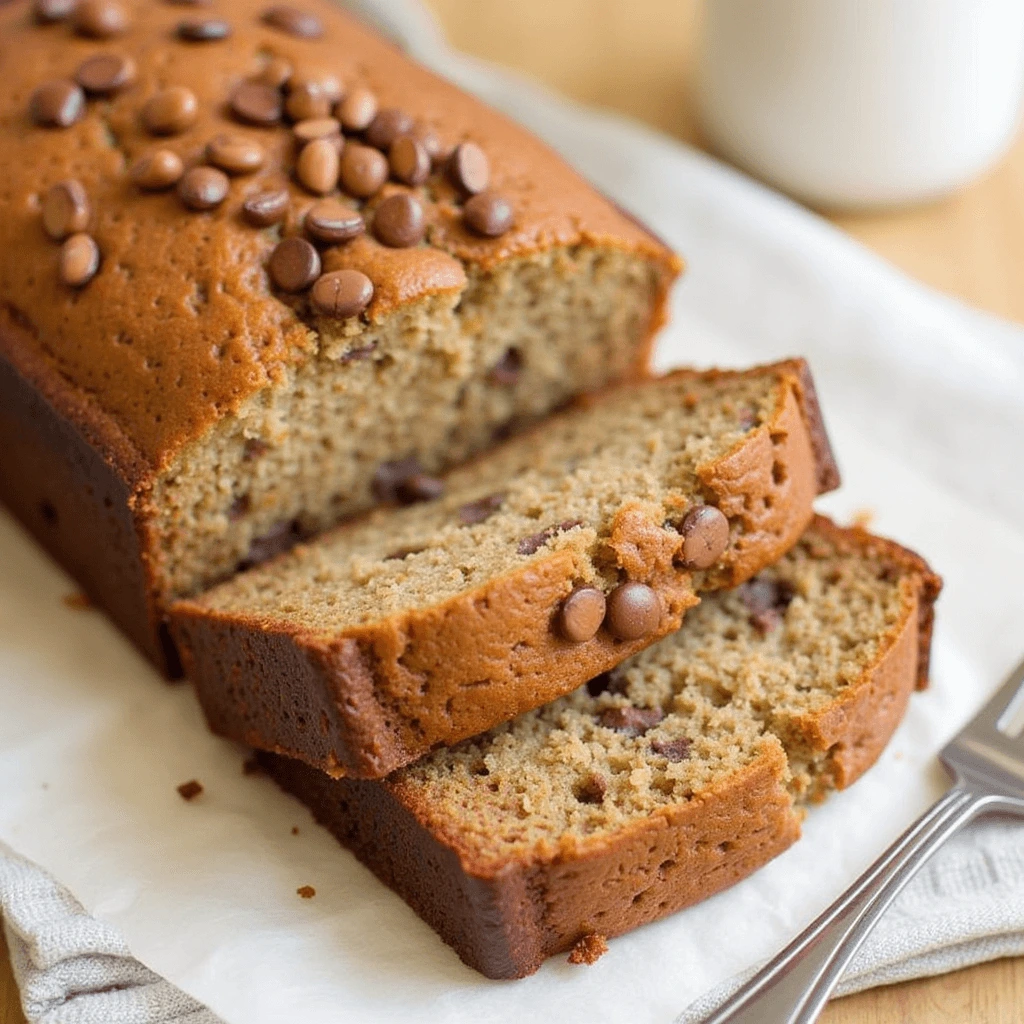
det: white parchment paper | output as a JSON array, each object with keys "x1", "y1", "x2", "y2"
[{"x1": 2, "y1": 3, "x2": 1024, "y2": 1022}]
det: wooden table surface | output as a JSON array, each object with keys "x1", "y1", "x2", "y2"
[{"x1": 3, "y1": 2, "x2": 1024, "y2": 1021}]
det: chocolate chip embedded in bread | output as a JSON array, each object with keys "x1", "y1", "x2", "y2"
[
  {"x1": 206, "y1": 135, "x2": 265, "y2": 175},
  {"x1": 396, "y1": 472, "x2": 444, "y2": 505},
  {"x1": 240, "y1": 519, "x2": 301, "y2": 568},
  {"x1": 410, "y1": 122, "x2": 447, "y2": 166},
  {"x1": 599, "y1": 705, "x2": 664, "y2": 736},
  {"x1": 389, "y1": 135, "x2": 430, "y2": 186},
  {"x1": 309, "y1": 269, "x2": 373, "y2": 319},
  {"x1": 573, "y1": 772, "x2": 607, "y2": 804},
  {"x1": 73, "y1": 0, "x2": 128, "y2": 38},
  {"x1": 447, "y1": 141, "x2": 489, "y2": 195},
  {"x1": 293, "y1": 117, "x2": 341, "y2": 146},
  {"x1": 268, "y1": 237, "x2": 321, "y2": 292},
  {"x1": 335, "y1": 86, "x2": 377, "y2": 133},
  {"x1": 295, "y1": 138, "x2": 340, "y2": 195},
  {"x1": 464, "y1": 191, "x2": 514, "y2": 237},
  {"x1": 677, "y1": 505, "x2": 730, "y2": 569},
  {"x1": 142, "y1": 86, "x2": 199, "y2": 136},
  {"x1": 176, "y1": 779, "x2": 203, "y2": 801},
  {"x1": 488, "y1": 347, "x2": 522, "y2": 386},
  {"x1": 285, "y1": 82, "x2": 332, "y2": 122},
  {"x1": 738, "y1": 576, "x2": 795, "y2": 634},
  {"x1": 517, "y1": 520, "x2": 583, "y2": 556},
  {"x1": 372, "y1": 456, "x2": 426, "y2": 503},
  {"x1": 75, "y1": 53, "x2": 136, "y2": 95},
  {"x1": 230, "y1": 81, "x2": 282, "y2": 127},
  {"x1": 33, "y1": 0, "x2": 75, "y2": 23},
  {"x1": 605, "y1": 581, "x2": 661, "y2": 640},
  {"x1": 176, "y1": 17, "x2": 231, "y2": 41},
  {"x1": 457, "y1": 492, "x2": 505, "y2": 526},
  {"x1": 558, "y1": 587, "x2": 607, "y2": 643},
  {"x1": 130, "y1": 149, "x2": 184, "y2": 191},
  {"x1": 339, "y1": 143, "x2": 388, "y2": 198},
  {"x1": 261, "y1": 5, "x2": 324, "y2": 38},
  {"x1": 30, "y1": 81, "x2": 85, "y2": 128},
  {"x1": 59, "y1": 233, "x2": 101, "y2": 287},
  {"x1": 242, "y1": 188, "x2": 289, "y2": 227},
  {"x1": 42, "y1": 179, "x2": 90, "y2": 240},
  {"x1": 177, "y1": 166, "x2": 229, "y2": 211},
  {"x1": 364, "y1": 108, "x2": 413, "y2": 151},
  {"x1": 651, "y1": 737, "x2": 691, "y2": 762},
  {"x1": 256, "y1": 56, "x2": 293, "y2": 90},
  {"x1": 304, "y1": 200, "x2": 364, "y2": 245},
  {"x1": 372, "y1": 193, "x2": 424, "y2": 248}
]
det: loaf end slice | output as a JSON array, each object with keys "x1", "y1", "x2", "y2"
[
  {"x1": 260, "y1": 516, "x2": 941, "y2": 978},
  {"x1": 172, "y1": 359, "x2": 838, "y2": 778}
]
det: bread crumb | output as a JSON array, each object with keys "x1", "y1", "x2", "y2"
[
  {"x1": 177, "y1": 780, "x2": 203, "y2": 801},
  {"x1": 62, "y1": 592, "x2": 92, "y2": 610},
  {"x1": 567, "y1": 933, "x2": 608, "y2": 965},
  {"x1": 297, "y1": 885, "x2": 316, "y2": 899},
  {"x1": 850, "y1": 508, "x2": 875, "y2": 529}
]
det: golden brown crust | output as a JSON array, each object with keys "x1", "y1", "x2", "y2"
[{"x1": 171, "y1": 360, "x2": 838, "y2": 778}]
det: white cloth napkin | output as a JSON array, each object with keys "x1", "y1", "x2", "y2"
[{"x1": 2, "y1": 2, "x2": 1024, "y2": 1024}]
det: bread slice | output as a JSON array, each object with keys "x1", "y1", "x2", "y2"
[
  {"x1": 259, "y1": 517, "x2": 941, "y2": 979},
  {"x1": 171, "y1": 359, "x2": 838, "y2": 778}
]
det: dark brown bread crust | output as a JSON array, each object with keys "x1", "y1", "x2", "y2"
[
  {"x1": 172, "y1": 360, "x2": 840, "y2": 779},
  {"x1": 256, "y1": 518, "x2": 940, "y2": 979},
  {"x1": 0, "y1": 0, "x2": 678, "y2": 674}
]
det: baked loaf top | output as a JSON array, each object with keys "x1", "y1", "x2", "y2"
[
  {"x1": 0, "y1": 0, "x2": 678, "y2": 483},
  {"x1": 261, "y1": 516, "x2": 941, "y2": 978},
  {"x1": 171, "y1": 359, "x2": 839, "y2": 778}
]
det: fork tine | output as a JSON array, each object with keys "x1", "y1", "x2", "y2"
[{"x1": 965, "y1": 655, "x2": 1024, "y2": 736}]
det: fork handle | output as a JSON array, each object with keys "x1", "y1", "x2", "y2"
[{"x1": 700, "y1": 784, "x2": 990, "y2": 1024}]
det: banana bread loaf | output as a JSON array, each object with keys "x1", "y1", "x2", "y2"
[
  {"x1": 260, "y1": 516, "x2": 941, "y2": 979},
  {"x1": 0, "y1": 0, "x2": 680, "y2": 673},
  {"x1": 171, "y1": 359, "x2": 839, "y2": 779}
]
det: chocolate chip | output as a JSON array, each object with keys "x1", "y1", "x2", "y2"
[
  {"x1": 364, "y1": 108, "x2": 413, "y2": 151},
  {"x1": 340, "y1": 342, "x2": 377, "y2": 363},
  {"x1": 677, "y1": 505, "x2": 730, "y2": 570},
  {"x1": 59, "y1": 233, "x2": 100, "y2": 287},
  {"x1": 230, "y1": 81, "x2": 282, "y2": 127},
  {"x1": 517, "y1": 520, "x2": 584, "y2": 556},
  {"x1": 228, "y1": 494, "x2": 251, "y2": 521},
  {"x1": 293, "y1": 117, "x2": 341, "y2": 145},
  {"x1": 574, "y1": 773, "x2": 607, "y2": 804},
  {"x1": 336, "y1": 86, "x2": 377, "y2": 132},
  {"x1": 177, "y1": 166, "x2": 229, "y2": 210},
  {"x1": 599, "y1": 705, "x2": 664, "y2": 737},
  {"x1": 130, "y1": 149, "x2": 184, "y2": 190},
  {"x1": 446, "y1": 141, "x2": 489, "y2": 195},
  {"x1": 285, "y1": 81, "x2": 332, "y2": 122},
  {"x1": 397, "y1": 473, "x2": 444, "y2": 504},
  {"x1": 389, "y1": 134, "x2": 430, "y2": 186},
  {"x1": 372, "y1": 193, "x2": 424, "y2": 248},
  {"x1": 738, "y1": 576, "x2": 795, "y2": 634},
  {"x1": 651, "y1": 737, "x2": 691, "y2": 762},
  {"x1": 290, "y1": 72, "x2": 342, "y2": 103},
  {"x1": 372, "y1": 457, "x2": 425, "y2": 503},
  {"x1": 268, "y1": 237, "x2": 321, "y2": 292},
  {"x1": 457, "y1": 493, "x2": 505, "y2": 525},
  {"x1": 339, "y1": 143, "x2": 388, "y2": 198},
  {"x1": 383, "y1": 544, "x2": 426, "y2": 561},
  {"x1": 206, "y1": 134, "x2": 264, "y2": 175},
  {"x1": 256, "y1": 56, "x2": 293, "y2": 89},
  {"x1": 75, "y1": 53, "x2": 136, "y2": 94},
  {"x1": 30, "y1": 80, "x2": 85, "y2": 128},
  {"x1": 261, "y1": 5, "x2": 323, "y2": 38},
  {"x1": 604, "y1": 582, "x2": 661, "y2": 640},
  {"x1": 73, "y1": 0, "x2": 128, "y2": 37},
  {"x1": 464, "y1": 190, "x2": 514, "y2": 237},
  {"x1": 303, "y1": 199, "x2": 364, "y2": 244},
  {"x1": 309, "y1": 269, "x2": 373, "y2": 319},
  {"x1": 488, "y1": 347, "x2": 522, "y2": 386},
  {"x1": 33, "y1": 0, "x2": 75, "y2": 23},
  {"x1": 558, "y1": 587, "x2": 606, "y2": 643},
  {"x1": 142, "y1": 86, "x2": 198, "y2": 135},
  {"x1": 242, "y1": 188, "x2": 289, "y2": 227},
  {"x1": 177, "y1": 779, "x2": 203, "y2": 801},
  {"x1": 42, "y1": 179, "x2": 90, "y2": 240},
  {"x1": 410, "y1": 122, "x2": 447, "y2": 166},
  {"x1": 295, "y1": 137, "x2": 339, "y2": 195},
  {"x1": 176, "y1": 17, "x2": 231, "y2": 41},
  {"x1": 240, "y1": 519, "x2": 301, "y2": 568},
  {"x1": 243, "y1": 438, "x2": 269, "y2": 460}
]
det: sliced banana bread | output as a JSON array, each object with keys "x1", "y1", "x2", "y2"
[
  {"x1": 0, "y1": 0, "x2": 679, "y2": 674},
  {"x1": 171, "y1": 359, "x2": 839, "y2": 779},
  {"x1": 260, "y1": 517, "x2": 941, "y2": 979}
]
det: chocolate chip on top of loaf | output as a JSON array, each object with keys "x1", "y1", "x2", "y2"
[
  {"x1": 170, "y1": 361, "x2": 839, "y2": 779},
  {"x1": 0, "y1": 0, "x2": 680, "y2": 673}
]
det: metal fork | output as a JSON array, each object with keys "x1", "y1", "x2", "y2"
[{"x1": 701, "y1": 654, "x2": 1024, "y2": 1024}]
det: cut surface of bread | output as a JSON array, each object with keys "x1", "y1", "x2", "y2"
[
  {"x1": 261, "y1": 517, "x2": 941, "y2": 979},
  {"x1": 0, "y1": 0, "x2": 678, "y2": 673},
  {"x1": 172, "y1": 359, "x2": 839, "y2": 778}
]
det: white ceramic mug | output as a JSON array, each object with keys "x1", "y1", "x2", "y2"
[{"x1": 697, "y1": 0, "x2": 1024, "y2": 208}]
